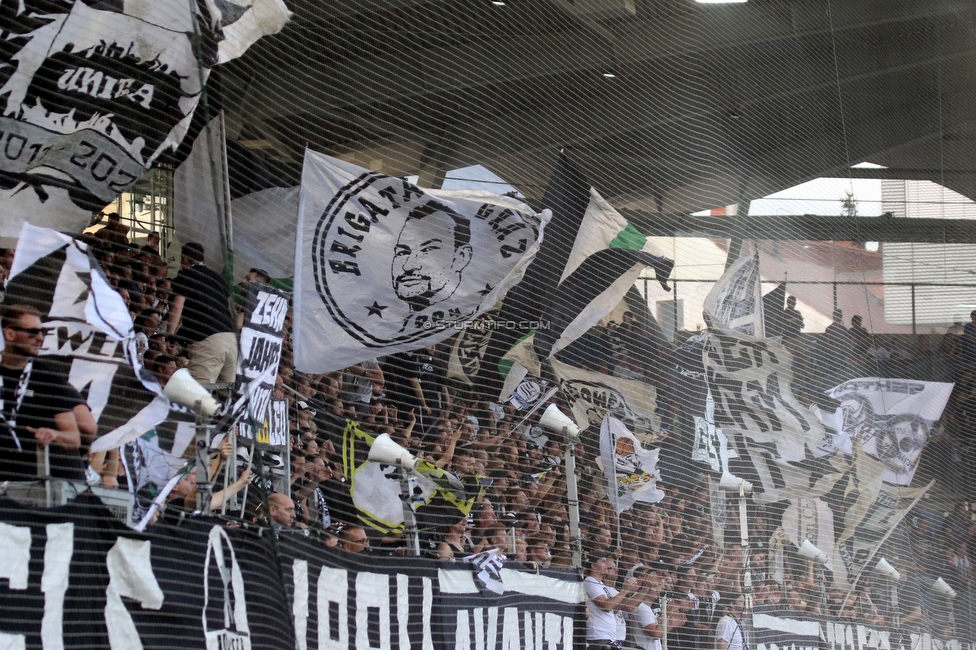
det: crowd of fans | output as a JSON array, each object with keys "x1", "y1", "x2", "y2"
[{"x1": 3, "y1": 219, "x2": 976, "y2": 646}]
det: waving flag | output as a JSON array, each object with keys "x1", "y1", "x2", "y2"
[
  {"x1": 4, "y1": 224, "x2": 170, "y2": 451},
  {"x1": 294, "y1": 150, "x2": 547, "y2": 372},
  {"x1": 600, "y1": 416, "x2": 664, "y2": 514},
  {"x1": 340, "y1": 420, "x2": 482, "y2": 533},
  {"x1": 0, "y1": 0, "x2": 290, "y2": 235}
]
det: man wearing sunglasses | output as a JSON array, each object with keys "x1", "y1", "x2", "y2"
[{"x1": 0, "y1": 304, "x2": 83, "y2": 481}]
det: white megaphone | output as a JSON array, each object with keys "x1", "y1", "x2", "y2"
[
  {"x1": 368, "y1": 433, "x2": 417, "y2": 471},
  {"x1": 874, "y1": 557, "x2": 901, "y2": 581},
  {"x1": 162, "y1": 368, "x2": 220, "y2": 417},
  {"x1": 797, "y1": 539, "x2": 828, "y2": 564},
  {"x1": 719, "y1": 472, "x2": 753, "y2": 493},
  {"x1": 933, "y1": 577, "x2": 957, "y2": 599},
  {"x1": 539, "y1": 403, "x2": 581, "y2": 438}
]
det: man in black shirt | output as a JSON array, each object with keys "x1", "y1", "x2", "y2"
[
  {"x1": 167, "y1": 242, "x2": 238, "y2": 383},
  {"x1": 0, "y1": 304, "x2": 83, "y2": 481}
]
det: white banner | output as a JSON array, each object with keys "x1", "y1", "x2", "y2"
[
  {"x1": 599, "y1": 416, "x2": 664, "y2": 514},
  {"x1": 822, "y1": 378, "x2": 953, "y2": 486},
  {"x1": 294, "y1": 150, "x2": 548, "y2": 372},
  {"x1": 550, "y1": 357, "x2": 661, "y2": 441},
  {"x1": 703, "y1": 254, "x2": 765, "y2": 337}
]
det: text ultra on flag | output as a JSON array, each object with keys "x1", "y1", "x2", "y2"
[
  {"x1": 600, "y1": 416, "x2": 664, "y2": 514},
  {"x1": 294, "y1": 150, "x2": 547, "y2": 372},
  {"x1": 0, "y1": 0, "x2": 290, "y2": 236}
]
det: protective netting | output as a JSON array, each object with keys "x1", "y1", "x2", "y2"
[{"x1": 1, "y1": 1, "x2": 976, "y2": 649}]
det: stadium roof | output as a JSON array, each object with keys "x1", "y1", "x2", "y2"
[{"x1": 220, "y1": 0, "x2": 976, "y2": 224}]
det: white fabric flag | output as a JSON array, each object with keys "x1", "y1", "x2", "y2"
[
  {"x1": 294, "y1": 150, "x2": 548, "y2": 372},
  {"x1": 600, "y1": 416, "x2": 664, "y2": 514},
  {"x1": 821, "y1": 378, "x2": 953, "y2": 486},
  {"x1": 702, "y1": 254, "x2": 765, "y2": 337},
  {"x1": 551, "y1": 356, "x2": 662, "y2": 442},
  {"x1": 559, "y1": 187, "x2": 668, "y2": 282},
  {"x1": 0, "y1": 0, "x2": 290, "y2": 238}
]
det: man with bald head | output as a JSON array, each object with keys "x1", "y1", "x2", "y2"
[{"x1": 268, "y1": 493, "x2": 297, "y2": 529}]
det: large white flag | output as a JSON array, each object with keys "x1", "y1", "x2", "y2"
[
  {"x1": 5, "y1": 224, "x2": 170, "y2": 451},
  {"x1": 0, "y1": 0, "x2": 290, "y2": 237},
  {"x1": 704, "y1": 323, "x2": 844, "y2": 503},
  {"x1": 600, "y1": 416, "x2": 664, "y2": 514},
  {"x1": 294, "y1": 150, "x2": 548, "y2": 372},
  {"x1": 820, "y1": 378, "x2": 952, "y2": 486}
]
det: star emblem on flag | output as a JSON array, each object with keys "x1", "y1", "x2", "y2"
[
  {"x1": 477, "y1": 283, "x2": 494, "y2": 297},
  {"x1": 365, "y1": 301, "x2": 387, "y2": 317}
]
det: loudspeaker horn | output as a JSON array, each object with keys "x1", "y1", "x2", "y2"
[
  {"x1": 797, "y1": 539, "x2": 828, "y2": 564},
  {"x1": 718, "y1": 472, "x2": 753, "y2": 493},
  {"x1": 933, "y1": 577, "x2": 957, "y2": 599},
  {"x1": 539, "y1": 404, "x2": 580, "y2": 438},
  {"x1": 368, "y1": 433, "x2": 417, "y2": 471},
  {"x1": 874, "y1": 557, "x2": 901, "y2": 580},
  {"x1": 162, "y1": 368, "x2": 220, "y2": 417}
]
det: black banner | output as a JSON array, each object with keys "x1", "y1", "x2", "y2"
[{"x1": 0, "y1": 494, "x2": 583, "y2": 650}]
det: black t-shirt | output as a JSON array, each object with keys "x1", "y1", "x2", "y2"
[
  {"x1": 0, "y1": 359, "x2": 85, "y2": 481},
  {"x1": 383, "y1": 352, "x2": 423, "y2": 412},
  {"x1": 171, "y1": 263, "x2": 235, "y2": 343}
]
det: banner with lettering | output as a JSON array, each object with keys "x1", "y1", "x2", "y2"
[
  {"x1": 0, "y1": 492, "x2": 582, "y2": 650},
  {"x1": 703, "y1": 324, "x2": 845, "y2": 504},
  {"x1": 0, "y1": 0, "x2": 290, "y2": 236},
  {"x1": 234, "y1": 283, "x2": 290, "y2": 444},
  {"x1": 294, "y1": 149, "x2": 548, "y2": 373}
]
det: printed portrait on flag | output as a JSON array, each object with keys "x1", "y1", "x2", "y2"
[
  {"x1": 823, "y1": 378, "x2": 952, "y2": 486},
  {"x1": 295, "y1": 150, "x2": 547, "y2": 372},
  {"x1": 600, "y1": 416, "x2": 663, "y2": 514}
]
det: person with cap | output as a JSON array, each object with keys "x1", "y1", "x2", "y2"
[{"x1": 584, "y1": 553, "x2": 640, "y2": 650}]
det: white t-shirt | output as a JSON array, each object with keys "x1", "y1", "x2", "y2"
[
  {"x1": 584, "y1": 577, "x2": 626, "y2": 641},
  {"x1": 715, "y1": 615, "x2": 743, "y2": 650},
  {"x1": 628, "y1": 602, "x2": 662, "y2": 650}
]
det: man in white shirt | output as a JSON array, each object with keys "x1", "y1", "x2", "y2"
[
  {"x1": 628, "y1": 564, "x2": 667, "y2": 650},
  {"x1": 714, "y1": 593, "x2": 745, "y2": 650},
  {"x1": 584, "y1": 554, "x2": 639, "y2": 649}
]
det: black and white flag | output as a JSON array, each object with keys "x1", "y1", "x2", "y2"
[
  {"x1": 600, "y1": 416, "x2": 664, "y2": 514},
  {"x1": 702, "y1": 254, "x2": 765, "y2": 336},
  {"x1": 533, "y1": 248, "x2": 673, "y2": 363},
  {"x1": 294, "y1": 150, "x2": 548, "y2": 372},
  {"x1": 0, "y1": 0, "x2": 290, "y2": 235},
  {"x1": 233, "y1": 284, "x2": 289, "y2": 444},
  {"x1": 4, "y1": 224, "x2": 170, "y2": 451},
  {"x1": 704, "y1": 323, "x2": 844, "y2": 503},
  {"x1": 550, "y1": 357, "x2": 661, "y2": 440},
  {"x1": 819, "y1": 378, "x2": 952, "y2": 486}
]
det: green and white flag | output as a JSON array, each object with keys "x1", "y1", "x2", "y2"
[{"x1": 560, "y1": 187, "x2": 667, "y2": 282}]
